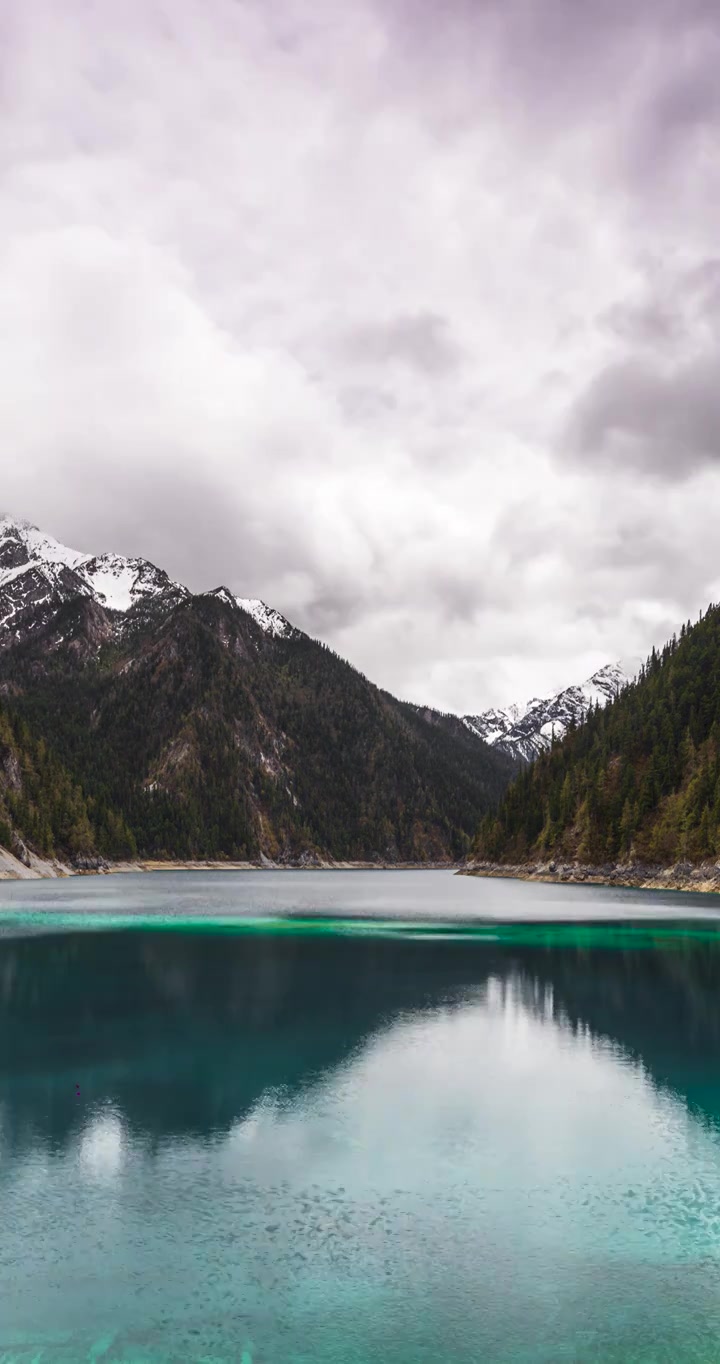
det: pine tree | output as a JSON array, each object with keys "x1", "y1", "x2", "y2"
[{"x1": 475, "y1": 603, "x2": 720, "y2": 867}]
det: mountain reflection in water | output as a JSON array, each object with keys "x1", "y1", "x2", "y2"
[
  {"x1": 3, "y1": 923, "x2": 720, "y2": 1146},
  {"x1": 2, "y1": 916, "x2": 720, "y2": 1363}
]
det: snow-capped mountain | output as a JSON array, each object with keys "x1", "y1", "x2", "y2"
[
  {"x1": 464, "y1": 660, "x2": 643, "y2": 762},
  {"x1": 0, "y1": 515, "x2": 641, "y2": 772},
  {"x1": 0, "y1": 515, "x2": 185, "y2": 640},
  {"x1": 0, "y1": 515, "x2": 294, "y2": 646},
  {"x1": 208, "y1": 587, "x2": 293, "y2": 639},
  {"x1": 0, "y1": 515, "x2": 516, "y2": 869}
]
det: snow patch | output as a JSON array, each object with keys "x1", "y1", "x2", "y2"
[
  {"x1": 0, "y1": 518, "x2": 186, "y2": 624},
  {"x1": 81, "y1": 560, "x2": 139, "y2": 612},
  {"x1": 80, "y1": 554, "x2": 184, "y2": 612},
  {"x1": 0, "y1": 515, "x2": 297, "y2": 649},
  {"x1": 209, "y1": 587, "x2": 236, "y2": 608},
  {"x1": 0, "y1": 514, "x2": 87, "y2": 570},
  {"x1": 235, "y1": 597, "x2": 292, "y2": 638}
]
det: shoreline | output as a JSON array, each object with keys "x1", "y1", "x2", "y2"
[
  {"x1": 0, "y1": 849, "x2": 459, "y2": 881},
  {"x1": 108, "y1": 858, "x2": 458, "y2": 874},
  {"x1": 6, "y1": 845, "x2": 720, "y2": 892},
  {"x1": 459, "y1": 859, "x2": 720, "y2": 895}
]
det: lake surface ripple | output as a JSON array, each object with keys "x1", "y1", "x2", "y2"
[{"x1": 2, "y1": 870, "x2": 720, "y2": 1363}]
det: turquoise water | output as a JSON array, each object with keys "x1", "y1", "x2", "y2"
[{"x1": 2, "y1": 870, "x2": 720, "y2": 1362}]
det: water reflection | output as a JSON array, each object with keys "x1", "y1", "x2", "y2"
[
  {"x1": 3, "y1": 924, "x2": 720, "y2": 1363},
  {"x1": 3, "y1": 924, "x2": 720, "y2": 1150}
]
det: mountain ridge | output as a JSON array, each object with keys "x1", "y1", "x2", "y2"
[
  {"x1": 1, "y1": 514, "x2": 638, "y2": 731},
  {"x1": 472, "y1": 604, "x2": 720, "y2": 870},
  {"x1": 463, "y1": 659, "x2": 642, "y2": 762},
  {"x1": 0, "y1": 515, "x2": 517, "y2": 868}
]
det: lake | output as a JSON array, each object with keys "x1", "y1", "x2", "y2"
[{"x1": 2, "y1": 869, "x2": 720, "y2": 1363}]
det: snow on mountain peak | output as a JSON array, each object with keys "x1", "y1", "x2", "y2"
[
  {"x1": 235, "y1": 597, "x2": 292, "y2": 638},
  {"x1": 464, "y1": 658, "x2": 641, "y2": 762},
  {"x1": 207, "y1": 587, "x2": 294, "y2": 637},
  {"x1": 208, "y1": 587, "x2": 237, "y2": 608},
  {"x1": 0, "y1": 517, "x2": 187, "y2": 636},
  {"x1": 0, "y1": 515, "x2": 87, "y2": 571},
  {"x1": 80, "y1": 553, "x2": 184, "y2": 612},
  {"x1": 0, "y1": 516, "x2": 299, "y2": 647}
]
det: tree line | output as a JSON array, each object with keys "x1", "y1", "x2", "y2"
[{"x1": 475, "y1": 605, "x2": 720, "y2": 865}]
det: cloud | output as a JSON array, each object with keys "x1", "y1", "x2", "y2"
[
  {"x1": 564, "y1": 352, "x2": 720, "y2": 479},
  {"x1": 2, "y1": 0, "x2": 720, "y2": 712},
  {"x1": 599, "y1": 299, "x2": 683, "y2": 349},
  {"x1": 564, "y1": 252, "x2": 720, "y2": 479},
  {"x1": 339, "y1": 312, "x2": 465, "y2": 376}
]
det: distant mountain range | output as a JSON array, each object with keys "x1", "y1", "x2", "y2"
[
  {"x1": 0, "y1": 515, "x2": 517, "y2": 869},
  {"x1": 463, "y1": 660, "x2": 642, "y2": 763}
]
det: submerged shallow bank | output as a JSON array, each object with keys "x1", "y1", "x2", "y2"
[{"x1": 461, "y1": 858, "x2": 720, "y2": 894}]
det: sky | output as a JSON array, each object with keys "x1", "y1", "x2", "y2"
[{"x1": 2, "y1": 0, "x2": 720, "y2": 712}]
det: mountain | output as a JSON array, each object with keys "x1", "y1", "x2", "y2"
[
  {"x1": 0, "y1": 515, "x2": 188, "y2": 639},
  {"x1": 474, "y1": 606, "x2": 720, "y2": 867},
  {"x1": 463, "y1": 660, "x2": 642, "y2": 762},
  {"x1": 0, "y1": 693, "x2": 136, "y2": 873},
  {"x1": 0, "y1": 515, "x2": 517, "y2": 867}
]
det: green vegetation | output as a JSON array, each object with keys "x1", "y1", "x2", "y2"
[
  {"x1": 0, "y1": 700, "x2": 136, "y2": 861},
  {"x1": 0, "y1": 593, "x2": 515, "y2": 864},
  {"x1": 476, "y1": 604, "x2": 720, "y2": 866}
]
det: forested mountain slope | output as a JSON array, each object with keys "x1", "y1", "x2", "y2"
[
  {"x1": 474, "y1": 605, "x2": 720, "y2": 866},
  {"x1": 0, "y1": 698, "x2": 135, "y2": 866},
  {"x1": 0, "y1": 517, "x2": 516, "y2": 865}
]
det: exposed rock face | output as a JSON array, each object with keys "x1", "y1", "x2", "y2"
[
  {"x1": 10, "y1": 832, "x2": 31, "y2": 867},
  {"x1": 0, "y1": 743, "x2": 21, "y2": 792},
  {"x1": 461, "y1": 859, "x2": 720, "y2": 893},
  {"x1": 72, "y1": 855, "x2": 111, "y2": 873}
]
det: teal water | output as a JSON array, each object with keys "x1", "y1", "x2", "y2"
[{"x1": 2, "y1": 871, "x2": 720, "y2": 1362}]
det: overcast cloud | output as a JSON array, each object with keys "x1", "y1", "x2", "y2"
[{"x1": 2, "y1": 0, "x2": 720, "y2": 711}]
